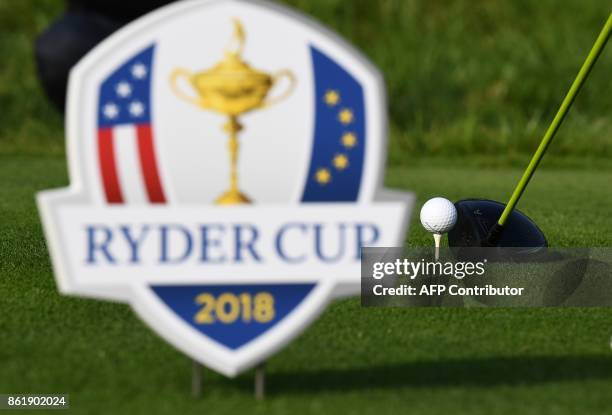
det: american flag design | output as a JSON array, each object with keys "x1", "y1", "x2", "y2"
[{"x1": 97, "y1": 45, "x2": 166, "y2": 204}]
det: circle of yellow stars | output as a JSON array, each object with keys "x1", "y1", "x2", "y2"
[{"x1": 316, "y1": 90, "x2": 358, "y2": 185}]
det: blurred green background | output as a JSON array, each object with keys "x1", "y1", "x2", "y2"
[
  {"x1": 1, "y1": 0, "x2": 610, "y2": 162},
  {"x1": 1, "y1": 2, "x2": 612, "y2": 415}
]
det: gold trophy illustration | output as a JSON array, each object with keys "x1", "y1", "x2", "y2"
[{"x1": 170, "y1": 19, "x2": 296, "y2": 205}]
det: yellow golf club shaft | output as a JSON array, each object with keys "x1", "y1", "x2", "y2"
[{"x1": 495, "y1": 14, "x2": 612, "y2": 233}]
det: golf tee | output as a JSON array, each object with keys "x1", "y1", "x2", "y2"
[{"x1": 433, "y1": 233, "x2": 442, "y2": 261}]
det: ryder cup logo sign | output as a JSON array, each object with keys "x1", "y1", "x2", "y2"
[{"x1": 37, "y1": 0, "x2": 413, "y2": 377}]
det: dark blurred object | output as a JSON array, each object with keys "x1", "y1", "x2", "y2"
[
  {"x1": 448, "y1": 199, "x2": 547, "y2": 261},
  {"x1": 35, "y1": 0, "x2": 175, "y2": 111},
  {"x1": 35, "y1": 11, "x2": 120, "y2": 111},
  {"x1": 66, "y1": 0, "x2": 175, "y2": 24}
]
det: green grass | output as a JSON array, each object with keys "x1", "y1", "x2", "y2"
[
  {"x1": 0, "y1": 0, "x2": 63, "y2": 156},
  {"x1": 2, "y1": 1, "x2": 612, "y2": 414},
  {"x1": 287, "y1": 0, "x2": 612, "y2": 161},
  {"x1": 0, "y1": 0, "x2": 611, "y2": 159},
  {"x1": 2, "y1": 156, "x2": 612, "y2": 414}
]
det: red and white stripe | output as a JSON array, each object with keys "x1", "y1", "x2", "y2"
[{"x1": 97, "y1": 124, "x2": 166, "y2": 204}]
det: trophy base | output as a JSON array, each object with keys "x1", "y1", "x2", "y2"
[{"x1": 215, "y1": 190, "x2": 252, "y2": 205}]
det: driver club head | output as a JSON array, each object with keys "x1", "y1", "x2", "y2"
[{"x1": 448, "y1": 199, "x2": 547, "y2": 260}]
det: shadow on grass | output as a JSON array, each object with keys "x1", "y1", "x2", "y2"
[{"x1": 227, "y1": 355, "x2": 612, "y2": 394}]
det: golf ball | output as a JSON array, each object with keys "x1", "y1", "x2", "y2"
[{"x1": 420, "y1": 197, "x2": 457, "y2": 234}]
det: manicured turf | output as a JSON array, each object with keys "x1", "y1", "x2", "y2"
[
  {"x1": 2, "y1": 156, "x2": 612, "y2": 414},
  {"x1": 2, "y1": 0, "x2": 612, "y2": 413},
  {"x1": 1, "y1": 0, "x2": 611, "y2": 159}
]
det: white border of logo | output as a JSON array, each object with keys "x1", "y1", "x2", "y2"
[{"x1": 37, "y1": 0, "x2": 414, "y2": 377}]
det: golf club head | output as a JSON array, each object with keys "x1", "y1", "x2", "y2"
[{"x1": 448, "y1": 199, "x2": 547, "y2": 260}]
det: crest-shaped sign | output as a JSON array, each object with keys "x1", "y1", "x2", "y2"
[{"x1": 38, "y1": 0, "x2": 413, "y2": 377}]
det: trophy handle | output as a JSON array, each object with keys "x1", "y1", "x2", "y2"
[
  {"x1": 170, "y1": 68, "x2": 201, "y2": 107},
  {"x1": 262, "y1": 70, "x2": 296, "y2": 108}
]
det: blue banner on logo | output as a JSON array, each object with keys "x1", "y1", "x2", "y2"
[
  {"x1": 151, "y1": 284, "x2": 315, "y2": 350},
  {"x1": 301, "y1": 47, "x2": 366, "y2": 202}
]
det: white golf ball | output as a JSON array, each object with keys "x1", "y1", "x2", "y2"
[{"x1": 420, "y1": 197, "x2": 457, "y2": 234}]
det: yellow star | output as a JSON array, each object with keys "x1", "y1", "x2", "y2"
[
  {"x1": 339, "y1": 108, "x2": 354, "y2": 124},
  {"x1": 333, "y1": 154, "x2": 349, "y2": 170},
  {"x1": 315, "y1": 168, "x2": 331, "y2": 185},
  {"x1": 324, "y1": 90, "x2": 340, "y2": 106},
  {"x1": 341, "y1": 132, "x2": 357, "y2": 148}
]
